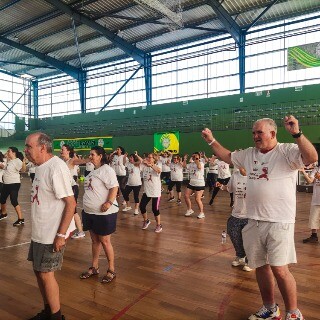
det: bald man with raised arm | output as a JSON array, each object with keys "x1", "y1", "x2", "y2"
[{"x1": 202, "y1": 115, "x2": 317, "y2": 320}]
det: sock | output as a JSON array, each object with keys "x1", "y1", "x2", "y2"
[
  {"x1": 50, "y1": 310, "x2": 62, "y2": 320},
  {"x1": 287, "y1": 309, "x2": 301, "y2": 316},
  {"x1": 44, "y1": 304, "x2": 51, "y2": 315},
  {"x1": 311, "y1": 232, "x2": 318, "y2": 237},
  {"x1": 265, "y1": 303, "x2": 276, "y2": 310}
]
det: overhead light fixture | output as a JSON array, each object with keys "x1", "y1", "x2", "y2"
[
  {"x1": 20, "y1": 73, "x2": 34, "y2": 79},
  {"x1": 134, "y1": 0, "x2": 183, "y2": 28}
]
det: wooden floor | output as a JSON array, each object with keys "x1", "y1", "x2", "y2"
[{"x1": 0, "y1": 177, "x2": 319, "y2": 320}]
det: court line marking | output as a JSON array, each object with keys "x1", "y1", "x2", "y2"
[
  {"x1": 0, "y1": 241, "x2": 31, "y2": 250},
  {"x1": 111, "y1": 246, "x2": 233, "y2": 319}
]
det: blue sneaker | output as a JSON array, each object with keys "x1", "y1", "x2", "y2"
[{"x1": 248, "y1": 305, "x2": 282, "y2": 320}]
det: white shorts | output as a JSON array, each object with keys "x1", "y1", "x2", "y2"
[
  {"x1": 309, "y1": 205, "x2": 320, "y2": 229},
  {"x1": 242, "y1": 219, "x2": 296, "y2": 269}
]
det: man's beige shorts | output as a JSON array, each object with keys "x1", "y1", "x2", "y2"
[{"x1": 242, "y1": 219, "x2": 296, "y2": 269}]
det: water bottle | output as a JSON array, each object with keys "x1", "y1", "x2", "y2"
[{"x1": 221, "y1": 231, "x2": 227, "y2": 244}]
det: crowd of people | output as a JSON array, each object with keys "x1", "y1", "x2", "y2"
[{"x1": 0, "y1": 115, "x2": 318, "y2": 320}]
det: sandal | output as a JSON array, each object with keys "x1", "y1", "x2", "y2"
[
  {"x1": 101, "y1": 269, "x2": 116, "y2": 283},
  {"x1": 80, "y1": 266, "x2": 99, "y2": 279}
]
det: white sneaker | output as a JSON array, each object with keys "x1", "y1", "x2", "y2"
[
  {"x1": 242, "y1": 264, "x2": 252, "y2": 272},
  {"x1": 134, "y1": 209, "x2": 139, "y2": 215},
  {"x1": 197, "y1": 212, "x2": 205, "y2": 219},
  {"x1": 185, "y1": 209, "x2": 194, "y2": 217},
  {"x1": 122, "y1": 201, "x2": 127, "y2": 206},
  {"x1": 231, "y1": 256, "x2": 246, "y2": 267},
  {"x1": 71, "y1": 231, "x2": 85, "y2": 239},
  {"x1": 122, "y1": 206, "x2": 132, "y2": 212}
]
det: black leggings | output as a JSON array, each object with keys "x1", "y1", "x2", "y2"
[
  {"x1": 139, "y1": 193, "x2": 160, "y2": 216},
  {"x1": 117, "y1": 175, "x2": 127, "y2": 197},
  {"x1": 0, "y1": 183, "x2": 21, "y2": 207},
  {"x1": 210, "y1": 177, "x2": 232, "y2": 202},
  {"x1": 168, "y1": 181, "x2": 182, "y2": 192},
  {"x1": 123, "y1": 185, "x2": 141, "y2": 203}
]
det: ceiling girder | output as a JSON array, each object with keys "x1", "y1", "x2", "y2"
[
  {"x1": 44, "y1": 0, "x2": 146, "y2": 66},
  {"x1": 0, "y1": 36, "x2": 83, "y2": 80},
  {"x1": 207, "y1": 0, "x2": 242, "y2": 44}
]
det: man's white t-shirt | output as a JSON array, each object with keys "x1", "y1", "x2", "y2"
[
  {"x1": 126, "y1": 162, "x2": 142, "y2": 186},
  {"x1": 231, "y1": 143, "x2": 304, "y2": 223},
  {"x1": 170, "y1": 163, "x2": 183, "y2": 181},
  {"x1": 141, "y1": 164, "x2": 162, "y2": 197},
  {"x1": 160, "y1": 156, "x2": 171, "y2": 173},
  {"x1": 227, "y1": 171, "x2": 247, "y2": 219},
  {"x1": 110, "y1": 154, "x2": 127, "y2": 176},
  {"x1": 31, "y1": 156, "x2": 74, "y2": 244},
  {"x1": 187, "y1": 162, "x2": 205, "y2": 187},
  {"x1": 83, "y1": 164, "x2": 119, "y2": 215},
  {"x1": 3, "y1": 158, "x2": 22, "y2": 184},
  {"x1": 218, "y1": 160, "x2": 231, "y2": 179},
  {"x1": 310, "y1": 167, "x2": 320, "y2": 205}
]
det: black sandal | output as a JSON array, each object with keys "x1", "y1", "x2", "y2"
[
  {"x1": 101, "y1": 269, "x2": 116, "y2": 283},
  {"x1": 80, "y1": 266, "x2": 99, "y2": 279}
]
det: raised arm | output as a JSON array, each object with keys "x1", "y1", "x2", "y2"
[
  {"x1": 201, "y1": 128, "x2": 232, "y2": 164},
  {"x1": 299, "y1": 168, "x2": 314, "y2": 185},
  {"x1": 284, "y1": 115, "x2": 318, "y2": 165}
]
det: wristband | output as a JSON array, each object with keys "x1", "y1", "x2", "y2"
[
  {"x1": 208, "y1": 139, "x2": 216, "y2": 146},
  {"x1": 292, "y1": 129, "x2": 302, "y2": 138},
  {"x1": 56, "y1": 233, "x2": 66, "y2": 239}
]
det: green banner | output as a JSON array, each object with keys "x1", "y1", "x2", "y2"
[
  {"x1": 288, "y1": 42, "x2": 320, "y2": 70},
  {"x1": 154, "y1": 131, "x2": 180, "y2": 154},
  {"x1": 53, "y1": 136, "x2": 112, "y2": 151}
]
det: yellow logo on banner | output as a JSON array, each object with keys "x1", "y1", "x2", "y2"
[{"x1": 154, "y1": 132, "x2": 180, "y2": 154}]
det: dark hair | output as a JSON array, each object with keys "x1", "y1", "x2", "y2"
[
  {"x1": 117, "y1": 146, "x2": 125, "y2": 155},
  {"x1": 193, "y1": 152, "x2": 201, "y2": 157},
  {"x1": 37, "y1": 133, "x2": 53, "y2": 153},
  {"x1": 9, "y1": 147, "x2": 24, "y2": 161},
  {"x1": 0, "y1": 152, "x2": 4, "y2": 162},
  {"x1": 91, "y1": 146, "x2": 108, "y2": 165},
  {"x1": 63, "y1": 144, "x2": 75, "y2": 158},
  {"x1": 129, "y1": 154, "x2": 139, "y2": 162}
]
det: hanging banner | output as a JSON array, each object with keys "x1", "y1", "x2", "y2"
[
  {"x1": 288, "y1": 42, "x2": 320, "y2": 70},
  {"x1": 154, "y1": 131, "x2": 180, "y2": 154},
  {"x1": 53, "y1": 136, "x2": 112, "y2": 151}
]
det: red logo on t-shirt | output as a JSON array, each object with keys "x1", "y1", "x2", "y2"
[
  {"x1": 31, "y1": 185, "x2": 40, "y2": 205},
  {"x1": 258, "y1": 167, "x2": 269, "y2": 181}
]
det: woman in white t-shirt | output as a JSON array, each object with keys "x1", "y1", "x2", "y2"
[
  {"x1": 218, "y1": 168, "x2": 251, "y2": 272},
  {"x1": 0, "y1": 152, "x2": 6, "y2": 194},
  {"x1": 168, "y1": 155, "x2": 183, "y2": 204},
  {"x1": 139, "y1": 153, "x2": 163, "y2": 233},
  {"x1": 206, "y1": 155, "x2": 219, "y2": 192},
  {"x1": 60, "y1": 145, "x2": 85, "y2": 239},
  {"x1": 26, "y1": 160, "x2": 37, "y2": 183},
  {"x1": 160, "y1": 151, "x2": 172, "y2": 192},
  {"x1": 183, "y1": 152, "x2": 206, "y2": 219},
  {"x1": 110, "y1": 146, "x2": 127, "y2": 205},
  {"x1": 209, "y1": 159, "x2": 233, "y2": 206},
  {"x1": 122, "y1": 153, "x2": 142, "y2": 215},
  {"x1": 0, "y1": 147, "x2": 26, "y2": 226},
  {"x1": 300, "y1": 165, "x2": 320, "y2": 243},
  {"x1": 80, "y1": 146, "x2": 119, "y2": 283}
]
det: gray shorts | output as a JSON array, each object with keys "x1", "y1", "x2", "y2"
[
  {"x1": 242, "y1": 219, "x2": 296, "y2": 269},
  {"x1": 27, "y1": 241, "x2": 65, "y2": 272}
]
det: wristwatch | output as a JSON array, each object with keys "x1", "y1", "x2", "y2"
[{"x1": 292, "y1": 129, "x2": 302, "y2": 138}]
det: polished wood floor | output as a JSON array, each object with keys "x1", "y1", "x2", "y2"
[{"x1": 0, "y1": 177, "x2": 319, "y2": 320}]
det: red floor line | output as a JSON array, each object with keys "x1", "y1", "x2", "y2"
[
  {"x1": 111, "y1": 283, "x2": 159, "y2": 320},
  {"x1": 111, "y1": 246, "x2": 233, "y2": 319},
  {"x1": 217, "y1": 280, "x2": 245, "y2": 320}
]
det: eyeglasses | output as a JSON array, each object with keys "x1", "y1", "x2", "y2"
[{"x1": 194, "y1": 158, "x2": 199, "y2": 160}]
